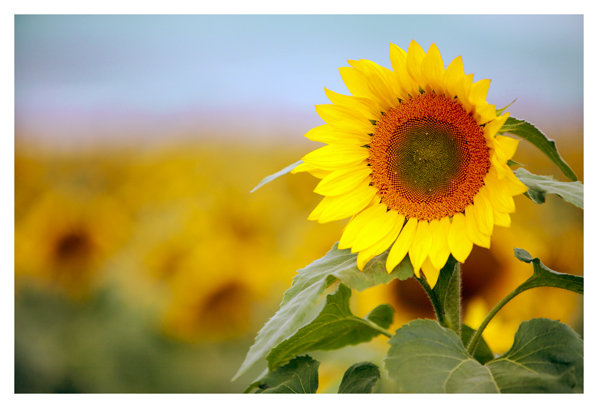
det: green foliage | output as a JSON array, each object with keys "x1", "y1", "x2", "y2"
[
  {"x1": 515, "y1": 168, "x2": 583, "y2": 208},
  {"x1": 431, "y1": 257, "x2": 461, "y2": 335},
  {"x1": 385, "y1": 319, "x2": 499, "y2": 392},
  {"x1": 514, "y1": 248, "x2": 583, "y2": 295},
  {"x1": 385, "y1": 319, "x2": 582, "y2": 393},
  {"x1": 500, "y1": 116, "x2": 577, "y2": 181},
  {"x1": 233, "y1": 243, "x2": 412, "y2": 381},
  {"x1": 486, "y1": 319, "x2": 583, "y2": 392},
  {"x1": 250, "y1": 160, "x2": 303, "y2": 193},
  {"x1": 338, "y1": 362, "x2": 380, "y2": 393},
  {"x1": 461, "y1": 324, "x2": 494, "y2": 365},
  {"x1": 251, "y1": 355, "x2": 319, "y2": 393},
  {"x1": 267, "y1": 284, "x2": 393, "y2": 370}
]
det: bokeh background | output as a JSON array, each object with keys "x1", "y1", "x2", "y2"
[{"x1": 14, "y1": 15, "x2": 583, "y2": 393}]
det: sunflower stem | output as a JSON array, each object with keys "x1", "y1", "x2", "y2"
[
  {"x1": 416, "y1": 257, "x2": 462, "y2": 337},
  {"x1": 416, "y1": 275, "x2": 447, "y2": 327}
]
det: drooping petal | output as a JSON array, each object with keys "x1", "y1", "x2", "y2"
[
  {"x1": 386, "y1": 217, "x2": 418, "y2": 273},
  {"x1": 428, "y1": 217, "x2": 451, "y2": 270},
  {"x1": 448, "y1": 213, "x2": 473, "y2": 263},
  {"x1": 408, "y1": 220, "x2": 433, "y2": 276},
  {"x1": 352, "y1": 208, "x2": 403, "y2": 253},
  {"x1": 464, "y1": 204, "x2": 491, "y2": 248},
  {"x1": 308, "y1": 179, "x2": 377, "y2": 223},
  {"x1": 355, "y1": 211, "x2": 404, "y2": 270},
  {"x1": 421, "y1": 257, "x2": 440, "y2": 288},
  {"x1": 338, "y1": 202, "x2": 382, "y2": 249}
]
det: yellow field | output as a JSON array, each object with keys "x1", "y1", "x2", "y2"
[{"x1": 14, "y1": 137, "x2": 583, "y2": 392}]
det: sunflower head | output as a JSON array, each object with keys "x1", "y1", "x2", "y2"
[{"x1": 293, "y1": 41, "x2": 528, "y2": 286}]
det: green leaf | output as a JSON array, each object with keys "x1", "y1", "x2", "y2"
[
  {"x1": 431, "y1": 256, "x2": 461, "y2": 335},
  {"x1": 514, "y1": 248, "x2": 583, "y2": 295},
  {"x1": 233, "y1": 243, "x2": 412, "y2": 381},
  {"x1": 461, "y1": 324, "x2": 494, "y2": 365},
  {"x1": 266, "y1": 284, "x2": 393, "y2": 370},
  {"x1": 486, "y1": 319, "x2": 583, "y2": 392},
  {"x1": 499, "y1": 116, "x2": 577, "y2": 181},
  {"x1": 250, "y1": 160, "x2": 302, "y2": 193},
  {"x1": 252, "y1": 355, "x2": 319, "y2": 393},
  {"x1": 514, "y1": 168, "x2": 583, "y2": 209},
  {"x1": 385, "y1": 319, "x2": 583, "y2": 393},
  {"x1": 385, "y1": 319, "x2": 499, "y2": 393},
  {"x1": 338, "y1": 362, "x2": 380, "y2": 393}
]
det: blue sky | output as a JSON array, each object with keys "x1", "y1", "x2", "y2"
[{"x1": 15, "y1": 15, "x2": 583, "y2": 146}]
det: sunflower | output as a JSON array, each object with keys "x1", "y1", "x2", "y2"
[{"x1": 293, "y1": 41, "x2": 528, "y2": 286}]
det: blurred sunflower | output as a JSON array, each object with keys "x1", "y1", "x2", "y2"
[
  {"x1": 15, "y1": 189, "x2": 131, "y2": 298},
  {"x1": 293, "y1": 40, "x2": 527, "y2": 286}
]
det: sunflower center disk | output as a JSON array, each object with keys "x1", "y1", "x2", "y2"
[{"x1": 369, "y1": 93, "x2": 490, "y2": 221}]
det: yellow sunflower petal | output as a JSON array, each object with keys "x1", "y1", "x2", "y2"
[
  {"x1": 352, "y1": 208, "x2": 403, "y2": 253},
  {"x1": 464, "y1": 204, "x2": 491, "y2": 248},
  {"x1": 421, "y1": 43, "x2": 445, "y2": 93},
  {"x1": 406, "y1": 40, "x2": 426, "y2": 85},
  {"x1": 472, "y1": 188, "x2": 494, "y2": 237},
  {"x1": 324, "y1": 87, "x2": 380, "y2": 119},
  {"x1": 428, "y1": 217, "x2": 451, "y2": 270},
  {"x1": 390, "y1": 43, "x2": 419, "y2": 97},
  {"x1": 408, "y1": 220, "x2": 433, "y2": 276},
  {"x1": 291, "y1": 161, "x2": 331, "y2": 179},
  {"x1": 355, "y1": 211, "x2": 404, "y2": 270},
  {"x1": 494, "y1": 135, "x2": 519, "y2": 162},
  {"x1": 484, "y1": 113, "x2": 509, "y2": 140},
  {"x1": 305, "y1": 124, "x2": 371, "y2": 146},
  {"x1": 314, "y1": 166, "x2": 372, "y2": 196},
  {"x1": 312, "y1": 180, "x2": 378, "y2": 223},
  {"x1": 443, "y1": 56, "x2": 465, "y2": 98},
  {"x1": 421, "y1": 257, "x2": 440, "y2": 288},
  {"x1": 302, "y1": 144, "x2": 368, "y2": 170},
  {"x1": 493, "y1": 210, "x2": 511, "y2": 228},
  {"x1": 386, "y1": 217, "x2": 417, "y2": 273},
  {"x1": 349, "y1": 59, "x2": 401, "y2": 111},
  {"x1": 339, "y1": 66, "x2": 380, "y2": 106},
  {"x1": 485, "y1": 171, "x2": 516, "y2": 213},
  {"x1": 315, "y1": 104, "x2": 374, "y2": 133},
  {"x1": 338, "y1": 202, "x2": 382, "y2": 249},
  {"x1": 448, "y1": 213, "x2": 473, "y2": 263}
]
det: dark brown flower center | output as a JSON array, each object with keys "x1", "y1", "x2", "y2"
[{"x1": 369, "y1": 93, "x2": 490, "y2": 221}]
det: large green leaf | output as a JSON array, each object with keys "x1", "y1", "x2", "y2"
[
  {"x1": 385, "y1": 319, "x2": 499, "y2": 393},
  {"x1": 252, "y1": 355, "x2": 319, "y2": 393},
  {"x1": 514, "y1": 168, "x2": 583, "y2": 209},
  {"x1": 486, "y1": 319, "x2": 583, "y2": 393},
  {"x1": 500, "y1": 116, "x2": 577, "y2": 181},
  {"x1": 233, "y1": 243, "x2": 412, "y2": 381},
  {"x1": 384, "y1": 319, "x2": 582, "y2": 393},
  {"x1": 338, "y1": 362, "x2": 381, "y2": 393},
  {"x1": 267, "y1": 284, "x2": 393, "y2": 370},
  {"x1": 250, "y1": 160, "x2": 302, "y2": 193}
]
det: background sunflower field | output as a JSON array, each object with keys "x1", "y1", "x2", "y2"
[{"x1": 13, "y1": 14, "x2": 583, "y2": 393}]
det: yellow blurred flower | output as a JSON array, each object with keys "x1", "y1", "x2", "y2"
[{"x1": 15, "y1": 188, "x2": 131, "y2": 298}]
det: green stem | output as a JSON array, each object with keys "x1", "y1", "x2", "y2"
[
  {"x1": 416, "y1": 274, "x2": 447, "y2": 327},
  {"x1": 363, "y1": 319, "x2": 394, "y2": 338},
  {"x1": 466, "y1": 285, "x2": 526, "y2": 355}
]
